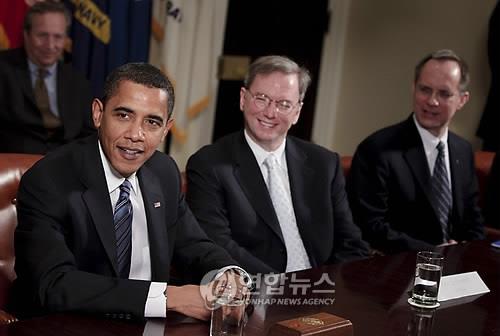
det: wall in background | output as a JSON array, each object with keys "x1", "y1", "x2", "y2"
[{"x1": 313, "y1": 0, "x2": 497, "y2": 155}]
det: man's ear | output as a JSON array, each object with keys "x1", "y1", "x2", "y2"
[
  {"x1": 91, "y1": 98, "x2": 104, "y2": 128},
  {"x1": 161, "y1": 118, "x2": 174, "y2": 142},
  {"x1": 457, "y1": 91, "x2": 470, "y2": 110},
  {"x1": 291, "y1": 103, "x2": 303, "y2": 125},
  {"x1": 239, "y1": 87, "x2": 246, "y2": 111}
]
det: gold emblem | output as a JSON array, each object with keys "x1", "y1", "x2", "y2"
[{"x1": 300, "y1": 317, "x2": 325, "y2": 326}]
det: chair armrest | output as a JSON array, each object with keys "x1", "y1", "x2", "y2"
[
  {"x1": 0, "y1": 271, "x2": 16, "y2": 324},
  {"x1": 0, "y1": 309, "x2": 17, "y2": 324},
  {"x1": 486, "y1": 227, "x2": 500, "y2": 241}
]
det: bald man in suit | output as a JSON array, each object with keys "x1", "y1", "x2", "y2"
[{"x1": 347, "y1": 49, "x2": 484, "y2": 254}]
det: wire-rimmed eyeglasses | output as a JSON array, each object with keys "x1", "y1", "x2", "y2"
[{"x1": 245, "y1": 88, "x2": 302, "y2": 115}]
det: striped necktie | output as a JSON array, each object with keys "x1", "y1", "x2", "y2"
[
  {"x1": 431, "y1": 141, "x2": 452, "y2": 242},
  {"x1": 114, "y1": 179, "x2": 133, "y2": 278}
]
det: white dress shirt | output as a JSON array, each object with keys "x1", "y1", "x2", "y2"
[
  {"x1": 244, "y1": 130, "x2": 311, "y2": 270},
  {"x1": 413, "y1": 114, "x2": 451, "y2": 185},
  {"x1": 98, "y1": 142, "x2": 166, "y2": 317},
  {"x1": 98, "y1": 142, "x2": 251, "y2": 317},
  {"x1": 28, "y1": 59, "x2": 60, "y2": 117}
]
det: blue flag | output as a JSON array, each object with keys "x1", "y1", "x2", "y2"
[{"x1": 64, "y1": 0, "x2": 152, "y2": 97}]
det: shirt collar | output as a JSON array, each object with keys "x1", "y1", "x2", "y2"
[
  {"x1": 413, "y1": 113, "x2": 449, "y2": 155},
  {"x1": 27, "y1": 59, "x2": 57, "y2": 77},
  {"x1": 244, "y1": 129, "x2": 286, "y2": 166},
  {"x1": 98, "y1": 140, "x2": 138, "y2": 195}
]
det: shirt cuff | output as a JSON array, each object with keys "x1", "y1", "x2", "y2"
[{"x1": 145, "y1": 282, "x2": 167, "y2": 317}]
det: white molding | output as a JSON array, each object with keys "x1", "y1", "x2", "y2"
[{"x1": 312, "y1": 0, "x2": 351, "y2": 151}]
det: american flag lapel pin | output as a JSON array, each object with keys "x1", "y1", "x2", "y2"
[{"x1": 154, "y1": 201, "x2": 161, "y2": 208}]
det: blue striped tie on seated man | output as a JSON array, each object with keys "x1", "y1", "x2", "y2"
[{"x1": 11, "y1": 62, "x2": 250, "y2": 321}]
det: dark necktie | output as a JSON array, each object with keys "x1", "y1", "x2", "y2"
[
  {"x1": 34, "y1": 68, "x2": 61, "y2": 130},
  {"x1": 431, "y1": 141, "x2": 452, "y2": 242},
  {"x1": 114, "y1": 179, "x2": 133, "y2": 278}
]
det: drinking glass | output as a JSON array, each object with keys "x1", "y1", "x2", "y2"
[
  {"x1": 408, "y1": 251, "x2": 444, "y2": 308},
  {"x1": 210, "y1": 283, "x2": 248, "y2": 336}
]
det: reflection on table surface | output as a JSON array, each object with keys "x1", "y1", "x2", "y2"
[{"x1": 1, "y1": 240, "x2": 499, "y2": 336}]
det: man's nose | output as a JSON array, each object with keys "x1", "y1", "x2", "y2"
[
  {"x1": 46, "y1": 36, "x2": 57, "y2": 49},
  {"x1": 262, "y1": 102, "x2": 278, "y2": 118},
  {"x1": 127, "y1": 121, "x2": 145, "y2": 141},
  {"x1": 427, "y1": 92, "x2": 440, "y2": 106}
]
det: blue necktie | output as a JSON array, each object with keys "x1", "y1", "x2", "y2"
[
  {"x1": 432, "y1": 142, "x2": 452, "y2": 242},
  {"x1": 114, "y1": 179, "x2": 133, "y2": 278}
]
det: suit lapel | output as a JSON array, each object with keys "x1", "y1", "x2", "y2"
[
  {"x1": 138, "y1": 165, "x2": 169, "y2": 281},
  {"x1": 57, "y1": 64, "x2": 67, "y2": 129},
  {"x1": 12, "y1": 50, "x2": 39, "y2": 122},
  {"x1": 79, "y1": 136, "x2": 119, "y2": 275},
  {"x1": 448, "y1": 135, "x2": 465, "y2": 223},
  {"x1": 232, "y1": 133, "x2": 285, "y2": 242},
  {"x1": 79, "y1": 139, "x2": 170, "y2": 280},
  {"x1": 56, "y1": 63, "x2": 75, "y2": 140},
  {"x1": 402, "y1": 118, "x2": 440, "y2": 217},
  {"x1": 286, "y1": 139, "x2": 316, "y2": 265},
  {"x1": 19, "y1": 64, "x2": 36, "y2": 107}
]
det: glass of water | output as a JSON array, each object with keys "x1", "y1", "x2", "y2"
[
  {"x1": 210, "y1": 283, "x2": 248, "y2": 336},
  {"x1": 408, "y1": 251, "x2": 444, "y2": 308}
]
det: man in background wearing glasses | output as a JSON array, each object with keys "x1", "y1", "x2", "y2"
[{"x1": 186, "y1": 55, "x2": 370, "y2": 275}]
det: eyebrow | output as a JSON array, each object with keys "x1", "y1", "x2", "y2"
[
  {"x1": 147, "y1": 115, "x2": 165, "y2": 124},
  {"x1": 113, "y1": 106, "x2": 134, "y2": 114},
  {"x1": 255, "y1": 91, "x2": 294, "y2": 102},
  {"x1": 113, "y1": 106, "x2": 165, "y2": 124}
]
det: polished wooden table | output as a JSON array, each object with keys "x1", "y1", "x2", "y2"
[{"x1": 1, "y1": 240, "x2": 499, "y2": 335}]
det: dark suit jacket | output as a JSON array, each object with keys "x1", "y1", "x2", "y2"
[
  {"x1": 186, "y1": 132, "x2": 370, "y2": 275},
  {"x1": 347, "y1": 115, "x2": 484, "y2": 254},
  {"x1": 12, "y1": 135, "x2": 235, "y2": 319},
  {"x1": 0, "y1": 48, "x2": 95, "y2": 154}
]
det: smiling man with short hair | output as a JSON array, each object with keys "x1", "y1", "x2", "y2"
[
  {"x1": 186, "y1": 55, "x2": 370, "y2": 275},
  {"x1": 0, "y1": 0, "x2": 95, "y2": 154},
  {"x1": 12, "y1": 62, "x2": 244, "y2": 321},
  {"x1": 348, "y1": 49, "x2": 485, "y2": 254}
]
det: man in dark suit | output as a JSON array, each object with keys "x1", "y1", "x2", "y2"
[
  {"x1": 12, "y1": 63, "x2": 246, "y2": 320},
  {"x1": 186, "y1": 55, "x2": 370, "y2": 275},
  {"x1": 0, "y1": 1, "x2": 95, "y2": 154},
  {"x1": 347, "y1": 49, "x2": 484, "y2": 254}
]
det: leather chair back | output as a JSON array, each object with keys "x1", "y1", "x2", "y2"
[
  {"x1": 474, "y1": 151, "x2": 495, "y2": 208},
  {"x1": 340, "y1": 156, "x2": 352, "y2": 177},
  {"x1": 0, "y1": 153, "x2": 42, "y2": 310}
]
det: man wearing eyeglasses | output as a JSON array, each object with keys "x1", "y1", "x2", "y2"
[
  {"x1": 186, "y1": 55, "x2": 370, "y2": 275},
  {"x1": 347, "y1": 49, "x2": 484, "y2": 254}
]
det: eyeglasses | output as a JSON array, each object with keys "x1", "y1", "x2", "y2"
[
  {"x1": 415, "y1": 84, "x2": 462, "y2": 103},
  {"x1": 245, "y1": 88, "x2": 302, "y2": 115}
]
